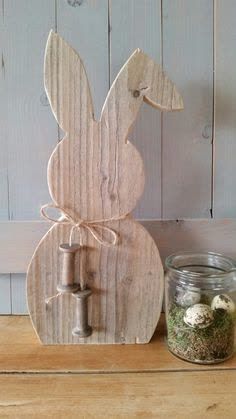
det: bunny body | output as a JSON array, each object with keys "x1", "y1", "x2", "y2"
[
  {"x1": 27, "y1": 218, "x2": 163, "y2": 344},
  {"x1": 27, "y1": 32, "x2": 183, "y2": 344}
]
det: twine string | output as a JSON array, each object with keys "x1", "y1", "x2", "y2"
[
  {"x1": 45, "y1": 291, "x2": 90, "y2": 305},
  {"x1": 45, "y1": 292, "x2": 63, "y2": 305},
  {"x1": 41, "y1": 203, "x2": 126, "y2": 247},
  {"x1": 41, "y1": 203, "x2": 127, "y2": 304}
]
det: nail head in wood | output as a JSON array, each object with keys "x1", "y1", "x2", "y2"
[
  {"x1": 133, "y1": 90, "x2": 140, "y2": 98},
  {"x1": 202, "y1": 124, "x2": 212, "y2": 140}
]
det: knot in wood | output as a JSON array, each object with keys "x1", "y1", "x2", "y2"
[
  {"x1": 67, "y1": 0, "x2": 83, "y2": 7},
  {"x1": 133, "y1": 90, "x2": 141, "y2": 98}
]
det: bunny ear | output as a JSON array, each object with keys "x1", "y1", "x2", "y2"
[
  {"x1": 44, "y1": 30, "x2": 94, "y2": 133},
  {"x1": 101, "y1": 49, "x2": 183, "y2": 139},
  {"x1": 137, "y1": 50, "x2": 184, "y2": 111}
]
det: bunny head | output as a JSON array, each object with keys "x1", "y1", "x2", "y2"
[{"x1": 44, "y1": 31, "x2": 183, "y2": 221}]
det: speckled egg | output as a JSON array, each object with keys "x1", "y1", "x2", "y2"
[
  {"x1": 211, "y1": 294, "x2": 235, "y2": 314},
  {"x1": 175, "y1": 289, "x2": 201, "y2": 307},
  {"x1": 184, "y1": 304, "x2": 214, "y2": 329}
]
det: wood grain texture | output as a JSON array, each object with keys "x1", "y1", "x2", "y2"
[
  {"x1": 0, "y1": 314, "x2": 236, "y2": 373},
  {"x1": 11, "y1": 274, "x2": 27, "y2": 314},
  {"x1": 0, "y1": 0, "x2": 234, "y2": 319},
  {"x1": 0, "y1": 0, "x2": 110, "y2": 314},
  {"x1": 0, "y1": 314, "x2": 235, "y2": 418},
  {"x1": 144, "y1": 218, "x2": 236, "y2": 263},
  {"x1": 27, "y1": 219, "x2": 163, "y2": 344},
  {"x1": 0, "y1": 371, "x2": 236, "y2": 418},
  {"x1": 0, "y1": 221, "x2": 50, "y2": 273},
  {"x1": 57, "y1": 0, "x2": 109, "y2": 121},
  {"x1": 0, "y1": 0, "x2": 9, "y2": 222},
  {"x1": 214, "y1": 0, "x2": 236, "y2": 217},
  {"x1": 162, "y1": 0, "x2": 213, "y2": 218},
  {"x1": 45, "y1": 31, "x2": 183, "y2": 221},
  {"x1": 2, "y1": 1, "x2": 57, "y2": 220},
  {"x1": 0, "y1": 275, "x2": 11, "y2": 314},
  {"x1": 0, "y1": 0, "x2": 57, "y2": 314},
  {"x1": 110, "y1": 0, "x2": 163, "y2": 219},
  {"x1": 0, "y1": 0, "x2": 13, "y2": 313},
  {"x1": 2, "y1": 219, "x2": 236, "y2": 274},
  {"x1": 26, "y1": 31, "x2": 184, "y2": 344}
]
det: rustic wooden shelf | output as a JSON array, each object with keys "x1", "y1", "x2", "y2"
[{"x1": 0, "y1": 314, "x2": 235, "y2": 417}]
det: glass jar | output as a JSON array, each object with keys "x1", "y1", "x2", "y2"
[{"x1": 165, "y1": 252, "x2": 236, "y2": 364}]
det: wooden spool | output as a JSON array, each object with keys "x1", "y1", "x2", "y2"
[{"x1": 27, "y1": 31, "x2": 183, "y2": 344}]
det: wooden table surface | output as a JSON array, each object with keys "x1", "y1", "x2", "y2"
[{"x1": 0, "y1": 315, "x2": 235, "y2": 418}]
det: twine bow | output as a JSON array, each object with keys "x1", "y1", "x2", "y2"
[
  {"x1": 41, "y1": 203, "x2": 127, "y2": 247},
  {"x1": 41, "y1": 203, "x2": 127, "y2": 305}
]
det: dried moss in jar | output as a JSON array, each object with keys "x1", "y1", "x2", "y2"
[{"x1": 165, "y1": 252, "x2": 236, "y2": 364}]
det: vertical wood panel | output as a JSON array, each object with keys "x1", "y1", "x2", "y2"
[
  {"x1": 1, "y1": 0, "x2": 57, "y2": 313},
  {"x1": 214, "y1": 0, "x2": 236, "y2": 217},
  {"x1": 162, "y1": 0, "x2": 213, "y2": 218},
  {"x1": 8, "y1": 0, "x2": 109, "y2": 313},
  {"x1": 110, "y1": 0, "x2": 162, "y2": 219},
  {"x1": 0, "y1": 276, "x2": 11, "y2": 314},
  {"x1": 0, "y1": 1, "x2": 13, "y2": 313},
  {"x1": 57, "y1": 0, "x2": 109, "y2": 121},
  {"x1": 1, "y1": 0, "x2": 235, "y2": 313},
  {"x1": 11, "y1": 274, "x2": 27, "y2": 314},
  {"x1": 4, "y1": 0, "x2": 58, "y2": 220}
]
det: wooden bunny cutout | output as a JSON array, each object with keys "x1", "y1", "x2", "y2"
[{"x1": 27, "y1": 31, "x2": 183, "y2": 344}]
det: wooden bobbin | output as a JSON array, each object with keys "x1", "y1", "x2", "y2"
[
  {"x1": 72, "y1": 289, "x2": 92, "y2": 338},
  {"x1": 57, "y1": 243, "x2": 80, "y2": 293}
]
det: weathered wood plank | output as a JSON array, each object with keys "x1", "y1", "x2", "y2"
[
  {"x1": 110, "y1": 0, "x2": 162, "y2": 219},
  {"x1": 43, "y1": 30, "x2": 182, "y2": 220},
  {"x1": 162, "y1": 0, "x2": 213, "y2": 218},
  {"x1": 144, "y1": 218, "x2": 236, "y2": 263},
  {"x1": 0, "y1": 2, "x2": 11, "y2": 314},
  {"x1": 1, "y1": 1, "x2": 108, "y2": 315},
  {"x1": 3, "y1": 0, "x2": 57, "y2": 220},
  {"x1": 0, "y1": 276, "x2": 11, "y2": 314},
  {"x1": 214, "y1": 0, "x2": 236, "y2": 217},
  {"x1": 1, "y1": 219, "x2": 236, "y2": 274},
  {"x1": 11, "y1": 274, "x2": 27, "y2": 315},
  {"x1": 1, "y1": 1, "x2": 58, "y2": 314},
  {"x1": 27, "y1": 17, "x2": 183, "y2": 343},
  {"x1": 0, "y1": 314, "x2": 235, "y2": 372},
  {"x1": 0, "y1": 0, "x2": 8, "y2": 222},
  {"x1": 27, "y1": 220, "x2": 163, "y2": 344},
  {"x1": 0, "y1": 222, "x2": 50, "y2": 274},
  {"x1": 57, "y1": 0, "x2": 109, "y2": 120},
  {"x1": 0, "y1": 371, "x2": 235, "y2": 418}
]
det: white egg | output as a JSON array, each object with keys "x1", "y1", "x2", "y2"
[
  {"x1": 175, "y1": 290, "x2": 201, "y2": 307},
  {"x1": 211, "y1": 294, "x2": 235, "y2": 313},
  {"x1": 184, "y1": 304, "x2": 213, "y2": 329}
]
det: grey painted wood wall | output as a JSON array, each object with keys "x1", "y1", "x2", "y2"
[{"x1": 0, "y1": 0, "x2": 236, "y2": 313}]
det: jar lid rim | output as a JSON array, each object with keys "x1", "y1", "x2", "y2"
[{"x1": 165, "y1": 251, "x2": 236, "y2": 279}]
